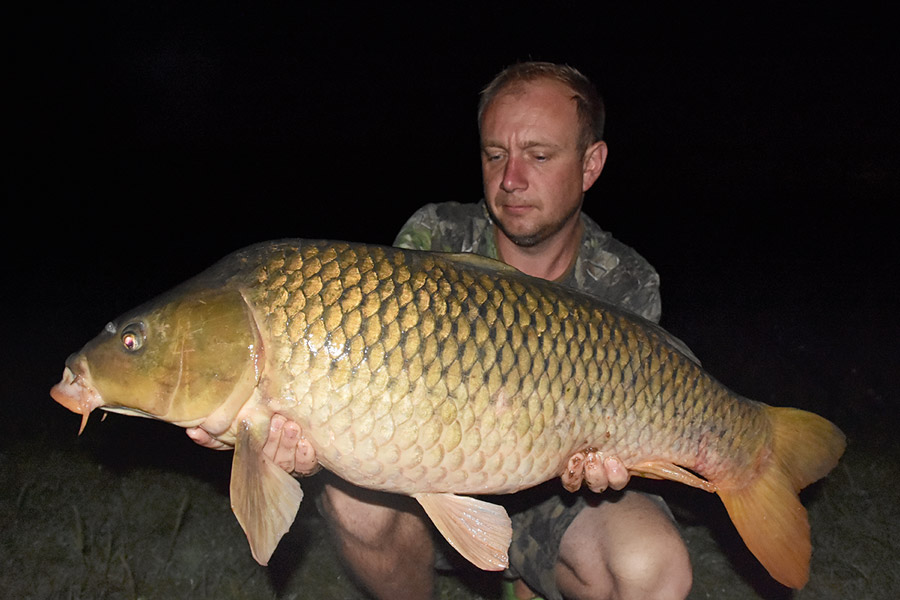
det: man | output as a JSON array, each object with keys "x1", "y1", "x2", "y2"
[{"x1": 189, "y1": 62, "x2": 692, "y2": 600}]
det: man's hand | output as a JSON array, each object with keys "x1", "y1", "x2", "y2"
[
  {"x1": 185, "y1": 426, "x2": 231, "y2": 450},
  {"x1": 262, "y1": 414, "x2": 320, "y2": 476},
  {"x1": 561, "y1": 450, "x2": 630, "y2": 493},
  {"x1": 185, "y1": 416, "x2": 320, "y2": 477}
]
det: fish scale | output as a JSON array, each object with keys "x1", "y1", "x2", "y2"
[
  {"x1": 51, "y1": 239, "x2": 845, "y2": 587},
  {"x1": 236, "y1": 241, "x2": 755, "y2": 494}
]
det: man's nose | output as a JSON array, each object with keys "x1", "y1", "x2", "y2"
[{"x1": 501, "y1": 156, "x2": 527, "y2": 193}]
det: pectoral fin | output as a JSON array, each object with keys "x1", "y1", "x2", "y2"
[
  {"x1": 230, "y1": 419, "x2": 304, "y2": 565},
  {"x1": 414, "y1": 492, "x2": 511, "y2": 571}
]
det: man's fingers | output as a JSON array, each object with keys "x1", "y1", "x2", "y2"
[
  {"x1": 280, "y1": 420, "x2": 300, "y2": 448},
  {"x1": 294, "y1": 433, "x2": 320, "y2": 475},
  {"x1": 561, "y1": 452, "x2": 586, "y2": 492},
  {"x1": 264, "y1": 415, "x2": 290, "y2": 470},
  {"x1": 582, "y1": 453, "x2": 630, "y2": 493},
  {"x1": 263, "y1": 415, "x2": 320, "y2": 476},
  {"x1": 561, "y1": 450, "x2": 631, "y2": 493},
  {"x1": 604, "y1": 456, "x2": 630, "y2": 490},
  {"x1": 271, "y1": 416, "x2": 298, "y2": 473},
  {"x1": 185, "y1": 426, "x2": 230, "y2": 450},
  {"x1": 584, "y1": 452, "x2": 609, "y2": 493}
]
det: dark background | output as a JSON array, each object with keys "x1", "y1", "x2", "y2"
[{"x1": 7, "y1": 4, "x2": 898, "y2": 451}]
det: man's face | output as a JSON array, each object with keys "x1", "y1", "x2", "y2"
[{"x1": 480, "y1": 78, "x2": 605, "y2": 248}]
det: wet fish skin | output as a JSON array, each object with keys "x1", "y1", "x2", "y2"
[
  {"x1": 243, "y1": 241, "x2": 763, "y2": 492},
  {"x1": 50, "y1": 239, "x2": 845, "y2": 589}
]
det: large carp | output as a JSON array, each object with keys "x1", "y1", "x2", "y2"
[{"x1": 51, "y1": 240, "x2": 845, "y2": 589}]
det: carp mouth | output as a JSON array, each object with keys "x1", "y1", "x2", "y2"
[{"x1": 50, "y1": 363, "x2": 104, "y2": 435}]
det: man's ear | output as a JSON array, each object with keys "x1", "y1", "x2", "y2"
[{"x1": 582, "y1": 141, "x2": 608, "y2": 192}]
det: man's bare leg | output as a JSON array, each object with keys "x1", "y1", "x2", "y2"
[
  {"x1": 508, "y1": 451, "x2": 634, "y2": 600},
  {"x1": 555, "y1": 490, "x2": 691, "y2": 600},
  {"x1": 320, "y1": 477, "x2": 436, "y2": 600}
]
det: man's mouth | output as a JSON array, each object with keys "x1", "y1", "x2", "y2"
[{"x1": 499, "y1": 202, "x2": 534, "y2": 214}]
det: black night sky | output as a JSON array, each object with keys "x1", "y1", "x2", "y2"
[{"x1": 7, "y1": 4, "x2": 899, "y2": 456}]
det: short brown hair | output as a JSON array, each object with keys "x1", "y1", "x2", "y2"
[{"x1": 477, "y1": 61, "x2": 606, "y2": 154}]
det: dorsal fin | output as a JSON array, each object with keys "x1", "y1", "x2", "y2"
[
  {"x1": 441, "y1": 252, "x2": 520, "y2": 274},
  {"x1": 643, "y1": 321, "x2": 702, "y2": 366}
]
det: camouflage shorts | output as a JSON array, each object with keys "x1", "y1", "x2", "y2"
[
  {"x1": 430, "y1": 481, "x2": 581, "y2": 600},
  {"x1": 504, "y1": 484, "x2": 587, "y2": 600}
]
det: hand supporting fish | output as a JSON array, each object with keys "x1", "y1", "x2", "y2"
[
  {"x1": 187, "y1": 416, "x2": 320, "y2": 476},
  {"x1": 560, "y1": 451, "x2": 629, "y2": 493},
  {"x1": 187, "y1": 419, "x2": 628, "y2": 489}
]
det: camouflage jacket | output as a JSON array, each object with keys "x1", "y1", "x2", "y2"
[{"x1": 393, "y1": 200, "x2": 662, "y2": 323}]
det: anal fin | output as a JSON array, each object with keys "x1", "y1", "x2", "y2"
[
  {"x1": 231, "y1": 418, "x2": 305, "y2": 565},
  {"x1": 414, "y1": 493, "x2": 511, "y2": 571},
  {"x1": 629, "y1": 460, "x2": 718, "y2": 493}
]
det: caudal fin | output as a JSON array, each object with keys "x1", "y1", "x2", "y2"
[{"x1": 717, "y1": 406, "x2": 845, "y2": 589}]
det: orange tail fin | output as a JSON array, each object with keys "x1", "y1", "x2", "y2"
[{"x1": 716, "y1": 406, "x2": 845, "y2": 589}]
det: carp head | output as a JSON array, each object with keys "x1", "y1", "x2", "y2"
[{"x1": 51, "y1": 287, "x2": 263, "y2": 437}]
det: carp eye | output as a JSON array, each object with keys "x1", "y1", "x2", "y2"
[{"x1": 121, "y1": 323, "x2": 145, "y2": 352}]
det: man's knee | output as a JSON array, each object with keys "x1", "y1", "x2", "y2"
[
  {"x1": 319, "y1": 481, "x2": 436, "y2": 599},
  {"x1": 321, "y1": 481, "x2": 429, "y2": 550},
  {"x1": 608, "y1": 532, "x2": 691, "y2": 600},
  {"x1": 556, "y1": 493, "x2": 692, "y2": 600},
  {"x1": 558, "y1": 537, "x2": 690, "y2": 600}
]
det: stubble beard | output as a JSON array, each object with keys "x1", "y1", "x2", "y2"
[{"x1": 487, "y1": 200, "x2": 582, "y2": 248}]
